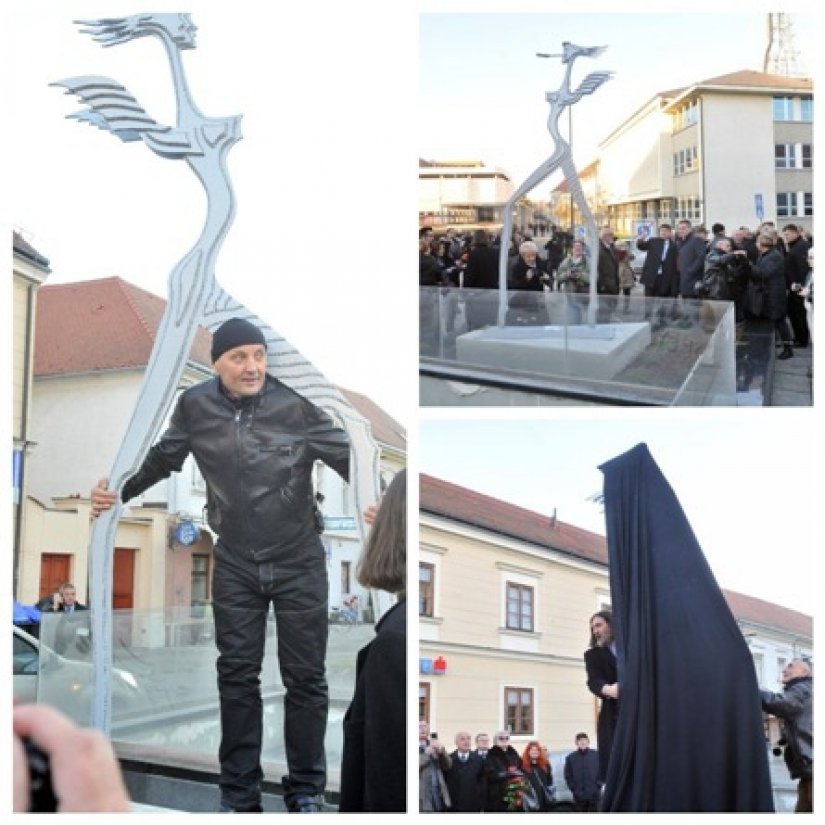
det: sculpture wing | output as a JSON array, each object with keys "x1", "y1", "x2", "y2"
[
  {"x1": 52, "y1": 75, "x2": 169, "y2": 143},
  {"x1": 573, "y1": 71, "x2": 613, "y2": 99}
]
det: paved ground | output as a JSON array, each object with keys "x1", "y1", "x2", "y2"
[{"x1": 770, "y1": 339, "x2": 813, "y2": 405}]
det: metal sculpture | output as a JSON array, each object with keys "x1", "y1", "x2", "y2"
[
  {"x1": 498, "y1": 42, "x2": 613, "y2": 326},
  {"x1": 54, "y1": 13, "x2": 381, "y2": 732}
]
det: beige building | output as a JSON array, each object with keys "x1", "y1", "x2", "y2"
[
  {"x1": 597, "y1": 70, "x2": 813, "y2": 237},
  {"x1": 419, "y1": 159, "x2": 514, "y2": 232},
  {"x1": 12, "y1": 231, "x2": 51, "y2": 596},
  {"x1": 419, "y1": 474, "x2": 812, "y2": 754}
]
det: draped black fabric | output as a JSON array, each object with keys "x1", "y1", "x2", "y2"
[{"x1": 598, "y1": 443, "x2": 774, "y2": 812}]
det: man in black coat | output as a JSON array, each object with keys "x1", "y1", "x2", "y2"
[
  {"x1": 782, "y1": 224, "x2": 811, "y2": 347},
  {"x1": 564, "y1": 733, "x2": 601, "y2": 812},
  {"x1": 675, "y1": 219, "x2": 707, "y2": 299},
  {"x1": 463, "y1": 229, "x2": 500, "y2": 329},
  {"x1": 445, "y1": 731, "x2": 484, "y2": 812},
  {"x1": 760, "y1": 659, "x2": 813, "y2": 813},
  {"x1": 637, "y1": 223, "x2": 678, "y2": 298}
]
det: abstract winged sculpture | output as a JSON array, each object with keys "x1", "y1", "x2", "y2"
[
  {"x1": 54, "y1": 13, "x2": 382, "y2": 732},
  {"x1": 497, "y1": 42, "x2": 613, "y2": 326}
]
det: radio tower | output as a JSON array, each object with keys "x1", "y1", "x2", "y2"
[{"x1": 763, "y1": 13, "x2": 807, "y2": 77}]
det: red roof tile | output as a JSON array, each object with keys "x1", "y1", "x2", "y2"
[
  {"x1": 420, "y1": 474, "x2": 811, "y2": 638},
  {"x1": 34, "y1": 276, "x2": 213, "y2": 375}
]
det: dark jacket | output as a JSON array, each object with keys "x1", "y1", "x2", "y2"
[
  {"x1": 597, "y1": 243, "x2": 620, "y2": 295},
  {"x1": 523, "y1": 761, "x2": 554, "y2": 811},
  {"x1": 564, "y1": 747, "x2": 601, "y2": 802},
  {"x1": 339, "y1": 600, "x2": 406, "y2": 811},
  {"x1": 784, "y1": 235, "x2": 811, "y2": 289},
  {"x1": 510, "y1": 255, "x2": 551, "y2": 292},
  {"x1": 484, "y1": 745, "x2": 522, "y2": 812},
  {"x1": 676, "y1": 231, "x2": 708, "y2": 297},
  {"x1": 584, "y1": 645, "x2": 618, "y2": 784},
  {"x1": 445, "y1": 750, "x2": 484, "y2": 812},
  {"x1": 750, "y1": 247, "x2": 788, "y2": 321},
  {"x1": 463, "y1": 242, "x2": 499, "y2": 289},
  {"x1": 697, "y1": 248, "x2": 749, "y2": 301},
  {"x1": 122, "y1": 374, "x2": 350, "y2": 563},
  {"x1": 761, "y1": 676, "x2": 813, "y2": 780},
  {"x1": 637, "y1": 235, "x2": 678, "y2": 296}
]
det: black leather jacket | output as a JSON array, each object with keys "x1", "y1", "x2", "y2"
[
  {"x1": 122, "y1": 374, "x2": 350, "y2": 562},
  {"x1": 761, "y1": 676, "x2": 813, "y2": 780}
]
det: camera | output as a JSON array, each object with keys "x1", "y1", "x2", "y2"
[
  {"x1": 430, "y1": 732, "x2": 438, "y2": 740},
  {"x1": 24, "y1": 738, "x2": 57, "y2": 812}
]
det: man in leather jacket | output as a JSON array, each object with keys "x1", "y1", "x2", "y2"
[
  {"x1": 761, "y1": 659, "x2": 813, "y2": 813},
  {"x1": 92, "y1": 317, "x2": 350, "y2": 813}
]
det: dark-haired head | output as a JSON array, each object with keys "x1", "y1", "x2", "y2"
[{"x1": 356, "y1": 469, "x2": 406, "y2": 596}]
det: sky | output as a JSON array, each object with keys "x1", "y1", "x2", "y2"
[
  {"x1": 419, "y1": 413, "x2": 820, "y2": 616},
  {"x1": 8, "y1": 0, "x2": 419, "y2": 426},
  {"x1": 420, "y1": 8, "x2": 817, "y2": 194}
]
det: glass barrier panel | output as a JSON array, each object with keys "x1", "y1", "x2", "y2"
[
  {"x1": 420, "y1": 287, "x2": 737, "y2": 406},
  {"x1": 37, "y1": 607, "x2": 376, "y2": 792}
]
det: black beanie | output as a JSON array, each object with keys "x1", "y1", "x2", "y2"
[{"x1": 211, "y1": 318, "x2": 267, "y2": 363}]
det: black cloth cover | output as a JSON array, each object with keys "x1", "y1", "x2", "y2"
[{"x1": 598, "y1": 443, "x2": 774, "y2": 812}]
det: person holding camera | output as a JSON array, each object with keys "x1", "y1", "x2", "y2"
[
  {"x1": 761, "y1": 659, "x2": 813, "y2": 813},
  {"x1": 13, "y1": 703, "x2": 130, "y2": 812},
  {"x1": 419, "y1": 721, "x2": 451, "y2": 811}
]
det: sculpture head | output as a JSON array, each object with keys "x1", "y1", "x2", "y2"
[{"x1": 75, "y1": 13, "x2": 198, "y2": 49}]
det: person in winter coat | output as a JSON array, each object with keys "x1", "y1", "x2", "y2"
[
  {"x1": 748, "y1": 233, "x2": 794, "y2": 360},
  {"x1": 556, "y1": 240, "x2": 590, "y2": 324},
  {"x1": 521, "y1": 740, "x2": 554, "y2": 811},
  {"x1": 483, "y1": 732, "x2": 523, "y2": 812},
  {"x1": 507, "y1": 241, "x2": 552, "y2": 325},
  {"x1": 761, "y1": 659, "x2": 813, "y2": 813},
  {"x1": 564, "y1": 733, "x2": 601, "y2": 812},
  {"x1": 338, "y1": 470, "x2": 406, "y2": 812}
]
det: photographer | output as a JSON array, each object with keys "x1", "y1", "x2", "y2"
[
  {"x1": 13, "y1": 703, "x2": 130, "y2": 812},
  {"x1": 419, "y1": 721, "x2": 451, "y2": 811},
  {"x1": 760, "y1": 659, "x2": 813, "y2": 813}
]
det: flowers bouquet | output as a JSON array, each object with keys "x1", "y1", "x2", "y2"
[{"x1": 501, "y1": 766, "x2": 530, "y2": 812}]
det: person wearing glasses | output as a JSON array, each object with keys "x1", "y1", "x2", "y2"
[{"x1": 483, "y1": 731, "x2": 522, "y2": 812}]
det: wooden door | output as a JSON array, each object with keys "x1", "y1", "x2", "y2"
[
  {"x1": 39, "y1": 554, "x2": 71, "y2": 600},
  {"x1": 113, "y1": 547, "x2": 136, "y2": 609}
]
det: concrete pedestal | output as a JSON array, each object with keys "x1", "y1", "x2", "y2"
[{"x1": 455, "y1": 323, "x2": 651, "y2": 380}]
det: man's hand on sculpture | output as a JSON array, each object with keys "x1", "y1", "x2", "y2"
[{"x1": 90, "y1": 477, "x2": 118, "y2": 518}]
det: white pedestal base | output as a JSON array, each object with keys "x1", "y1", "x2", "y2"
[{"x1": 455, "y1": 323, "x2": 651, "y2": 380}]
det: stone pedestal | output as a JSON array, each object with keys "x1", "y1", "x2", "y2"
[{"x1": 455, "y1": 323, "x2": 651, "y2": 380}]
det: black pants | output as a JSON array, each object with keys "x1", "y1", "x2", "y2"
[
  {"x1": 787, "y1": 291, "x2": 810, "y2": 346},
  {"x1": 212, "y1": 539, "x2": 329, "y2": 811}
]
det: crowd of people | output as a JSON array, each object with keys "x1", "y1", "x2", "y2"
[
  {"x1": 419, "y1": 723, "x2": 601, "y2": 813},
  {"x1": 420, "y1": 609, "x2": 814, "y2": 813},
  {"x1": 419, "y1": 219, "x2": 813, "y2": 364}
]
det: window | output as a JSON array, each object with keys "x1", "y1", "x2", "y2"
[
  {"x1": 800, "y1": 97, "x2": 813, "y2": 122},
  {"x1": 804, "y1": 193, "x2": 813, "y2": 217},
  {"x1": 419, "y1": 563, "x2": 435, "y2": 617},
  {"x1": 775, "y1": 144, "x2": 796, "y2": 168},
  {"x1": 673, "y1": 147, "x2": 699, "y2": 176},
  {"x1": 773, "y1": 96, "x2": 794, "y2": 121},
  {"x1": 419, "y1": 682, "x2": 431, "y2": 722},
  {"x1": 506, "y1": 582, "x2": 534, "y2": 632},
  {"x1": 191, "y1": 554, "x2": 210, "y2": 606},
  {"x1": 802, "y1": 144, "x2": 812, "y2": 169},
  {"x1": 776, "y1": 144, "x2": 813, "y2": 169},
  {"x1": 505, "y1": 686, "x2": 534, "y2": 735},
  {"x1": 777, "y1": 192, "x2": 798, "y2": 218},
  {"x1": 675, "y1": 197, "x2": 702, "y2": 222},
  {"x1": 673, "y1": 100, "x2": 698, "y2": 131}
]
